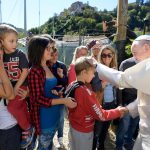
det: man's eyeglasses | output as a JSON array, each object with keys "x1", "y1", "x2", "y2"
[{"x1": 101, "y1": 53, "x2": 113, "y2": 58}]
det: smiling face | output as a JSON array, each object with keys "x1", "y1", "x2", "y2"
[{"x1": 1, "y1": 32, "x2": 18, "y2": 54}]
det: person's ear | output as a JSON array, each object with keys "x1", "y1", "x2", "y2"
[
  {"x1": 144, "y1": 43, "x2": 150, "y2": 51},
  {"x1": 0, "y1": 39, "x2": 3, "y2": 44},
  {"x1": 81, "y1": 69, "x2": 86, "y2": 75}
]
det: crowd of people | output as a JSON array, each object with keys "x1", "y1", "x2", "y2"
[{"x1": 0, "y1": 23, "x2": 150, "y2": 150}]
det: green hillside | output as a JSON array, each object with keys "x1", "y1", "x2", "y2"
[{"x1": 29, "y1": 1, "x2": 150, "y2": 36}]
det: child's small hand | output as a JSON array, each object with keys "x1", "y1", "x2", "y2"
[
  {"x1": 51, "y1": 89, "x2": 59, "y2": 95},
  {"x1": 58, "y1": 91, "x2": 63, "y2": 98},
  {"x1": 17, "y1": 87, "x2": 28, "y2": 100},
  {"x1": 57, "y1": 68, "x2": 64, "y2": 78}
]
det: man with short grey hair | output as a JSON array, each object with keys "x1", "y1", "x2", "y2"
[{"x1": 96, "y1": 35, "x2": 150, "y2": 150}]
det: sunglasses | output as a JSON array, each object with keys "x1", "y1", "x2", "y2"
[{"x1": 101, "y1": 53, "x2": 113, "y2": 58}]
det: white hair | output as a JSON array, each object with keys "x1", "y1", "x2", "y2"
[{"x1": 134, "y1": 35, "x2": 150, "y2": 46}]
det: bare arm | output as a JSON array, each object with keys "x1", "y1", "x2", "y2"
[
  {"x1": 14, "y1": 68, "x2": 28, "y2": 95},
  {"x1": 0, "y1": 52, "x2": 14, "y2": 99},
  {"x1": 51, "y1": 97, "x2": 77, "y2": 109}
]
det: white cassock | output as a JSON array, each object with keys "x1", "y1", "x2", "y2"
[{"x1": 96, "y1": 58, "x2": 150, "y2": 150}]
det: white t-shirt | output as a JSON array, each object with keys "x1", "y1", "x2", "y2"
[{"x1": 0, "y1": 98, "x2": 17, "y2": 129}]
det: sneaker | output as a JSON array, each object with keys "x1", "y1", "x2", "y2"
[
  {"x1": 26, "y1": 134, "x2": 38, "y2": 150},
  {"x1": 20, "y1": 126, "x2": 35, "y2": 149}
]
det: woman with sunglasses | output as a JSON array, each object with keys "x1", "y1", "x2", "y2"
[{"x1": 93, "y1": 44, "x2": 118, "y2": 150}]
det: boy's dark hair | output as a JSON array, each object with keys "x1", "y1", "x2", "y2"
[
  {"x1": 28, "y1": 36, "x2": 50, "y2": 67},
  {"x1": 75, "y1": 56, "x2": 96, "y2": 76},
  {"x1": 0, "y1": 24, "x2": 18, "y2": 40}
]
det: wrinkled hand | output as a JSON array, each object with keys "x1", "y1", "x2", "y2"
[
  {"x1": 64, "y1": 97, "x2": 77, "y2": 109},
  {"x1": 57, "y1": 68, "x2": 64, "y2": 78},
  {"x1": 117, "y1": 106, "x2": 129, "y2": 118}
]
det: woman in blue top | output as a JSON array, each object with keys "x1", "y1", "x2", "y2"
[
  {"x1": 27, "y1": 36, "x2": 77, "y2": 150},
  {"x1": 92, "y1": 44, "x2": 118, "y2": 150}
]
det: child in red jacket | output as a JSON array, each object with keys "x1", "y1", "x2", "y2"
[{"x1": 65, "y1": 56, "x2": 125, "y2": 150}]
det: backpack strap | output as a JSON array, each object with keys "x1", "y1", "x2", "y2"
[{"x1": 65, "y1": 81, "x2": 84, "y2": 98}]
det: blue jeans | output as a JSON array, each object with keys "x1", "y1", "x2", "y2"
[
  {"x1": 38, "y1": 128, "x2": 57, "y2": 150},
  {"x1": 116, "y1": 114, "x2": 139, "y2": 149},
  {"x1": 57, "y1": 106, "x2": 65, "y2": 139}
]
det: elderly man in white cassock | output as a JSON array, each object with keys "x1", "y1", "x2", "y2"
[{"x1": 96, "y1": 35, "x2": 150, "y2": 150}]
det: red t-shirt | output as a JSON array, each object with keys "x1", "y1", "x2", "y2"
[
  {"x1": 68, "y1": 85, "x2": 121, "y2": 133},
  {"x1": 68, "y1": 64, "x2": 76, "y2": 84}
]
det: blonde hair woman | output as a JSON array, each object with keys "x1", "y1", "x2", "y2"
[
  {"x1": 68, "y1": 46, "x2": 88, "y2": 84},
  {"x1": 93, "y1": 44, "x2": 118, "y2": 150},
  {"x1": 98, "y1": 44, "x2": 117, "y2": 68}
]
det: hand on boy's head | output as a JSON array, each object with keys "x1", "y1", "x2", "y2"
[{"x1": 85, "y1": 57, "x2": 97, "y2": 67}]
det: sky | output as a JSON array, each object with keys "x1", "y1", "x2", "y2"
[{"x1": 1, "y1": 0, "x2": 136, "y2": 30}]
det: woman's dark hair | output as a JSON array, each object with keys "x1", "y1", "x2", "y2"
[{"x1": 28, "y1": 36, "x2": 50, "y2": 67}]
